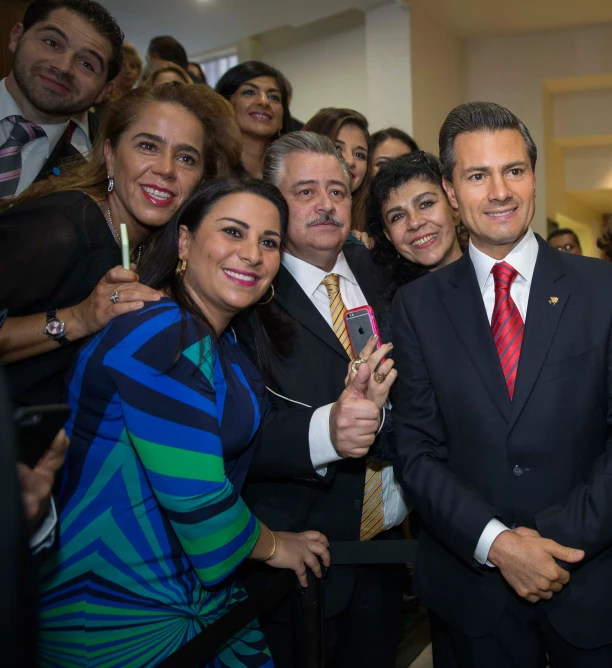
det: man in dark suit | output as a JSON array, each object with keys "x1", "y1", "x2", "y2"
[
  {"x1": 1, "y1": 0, "x2": 124, "y2": 196},
  {"x1": 242, "y1": 131, "x2": 405, "y2": 667},
  {"x1": 393, "y1": 101, "x2": 612, "y2": 666}
]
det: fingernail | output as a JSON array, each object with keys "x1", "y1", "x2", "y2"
[
  {"x1": 389, "y1": 343, "x2": 394, "y2": 349},
  {"x1": 370, "y1": 334, "x2": 378, "y2": 341}
]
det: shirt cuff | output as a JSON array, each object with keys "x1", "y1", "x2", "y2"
[
  {"x1": 474, "y1": 518, "x2": 509, "y2": 567},
  {"x1": 30, "y1": 496, "x2": 57, "y2": 555},
  {"x1": 309, "y1": 404, "x2": 343, "y2": 474}
]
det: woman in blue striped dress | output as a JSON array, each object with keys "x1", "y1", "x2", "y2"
[{"x1": 38, "y1": 179, "x2": 330, "y2": 667}]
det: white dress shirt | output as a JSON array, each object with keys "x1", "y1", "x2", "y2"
[
  {"x1": 0, "y1": 79, "x2": 92, "y2": 196},
  {"x1": 469, "y1": 228, "x2": 539, "y2": 565},
  {"x1": 281, "y1": 251, "x2": 408, "y2": 530}
]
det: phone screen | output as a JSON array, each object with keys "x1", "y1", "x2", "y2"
[{"x1": 345, "y1": 310, "x2": 376, "y2": 359}]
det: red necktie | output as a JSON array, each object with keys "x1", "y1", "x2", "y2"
[{"x1": 491, "y1": 262, "x2": 524, "y2": 400}]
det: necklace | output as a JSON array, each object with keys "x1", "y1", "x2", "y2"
[{"x1": 105, "y1": 202, "x2": 144, "y2": 267}]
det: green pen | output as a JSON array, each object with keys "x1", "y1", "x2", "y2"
[{"x1": 120, "y1": 223, "x2": 130, "y2": 270}]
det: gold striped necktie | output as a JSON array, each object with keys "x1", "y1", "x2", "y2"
[{"x1": 321, "y1": 273, "x2": 385, "y2": 541}]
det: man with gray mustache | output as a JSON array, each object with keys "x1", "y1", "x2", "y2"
[{"x1": 241, "y1": 131, "x2": 407, "y2": 667}]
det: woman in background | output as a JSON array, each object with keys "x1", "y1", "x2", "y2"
[
  {"x1": 38, "y1": 178, "x2": 330, "y2": 667},
  {"x1": 303, "y1": 107, "x2": 372, "y2": 235},
  {"x1": 216, "y1": 61, "x2": 292, "y2": 178},
  {"x1": 0, "y1": 83, "x2": 241, "y2": 406},
  {"x1": 142, "y1": 61, "x2": 193, "y2": 87},
  {"x1": 370, "y1": 127, "x2": 419, "y2": 176},
  {"x1": 113, "y1": 42, "x2": 143, "y2": 97}
]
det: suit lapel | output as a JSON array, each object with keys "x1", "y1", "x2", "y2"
[
  {"x1": 345, "y1": 246, "x2": 379, "y2": 311},
  {"x1": 275, "y1": 265, "x2": 349, "y2": 361},
  {"x1": 442, "y1": 253, "x2": 512, "y2": 422},
  {"x1": 509, "y1": 237, "x2": 570, "y2": 429}
]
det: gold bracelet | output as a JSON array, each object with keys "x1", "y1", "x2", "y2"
[{"x1": 263, "y1": 530, "x2": 276, "y2": 561}]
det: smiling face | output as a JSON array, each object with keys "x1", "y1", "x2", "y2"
[
  {"x1": 443, "y1": 129, "x2": 536, "y2": 259},
  {"x1": 335, "y1": 123, "x2": 369, "y2": 192},
  {"x1": 372, "y1": 138, "x2": 413, "y2": 175},
  {"x1": 278, "y1": 152, "x2": 351, "y2": 270},
  {"x1": 178, "y1": 192, "x2": 282, "y2": 333},
  {"x1": 104, "y1": 101, "x2": 205, "y2": 244},
  {"x1": 7, "y1": 8, "x2": 113, "y2": 122},
  {"x1": 229, "y1": 75, "x2": 283, "y2": 140},
  {"x1": 383, "y1": 177, "x2": 462, "y2": 270}
]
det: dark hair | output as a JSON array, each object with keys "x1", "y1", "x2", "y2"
[
  {"x1": 139, "y1": 178, "x2": 292, "y2": 370},
  {"x1": 439, "y1": 101, "x2": 537, "y2": 182},
  {"x1": 367, "y1": 152, "x2": 448, "y2": 300},
  {"x1": 547, "y1": 227, "x2": 581, "y2": 247},
  {"x1": 215, "y1": 61, "x2": 293, "y2": 135},
  {"x1": 188, "y1": 62, "x2": 207, "y2": 84},
  {"x1": 371, "y1": 127, "x2": 419, "y2": 154},
  {"x1": 303, "y1": 107, "x2": 371, "y2": 232},
  {"x1": 597, "y1": 214, "x2": 612, "y2": 260},
  {"x1": 22, "y1": 0, "x2": 124, "y2": 81},
  {"x1": 148, "y1": 36, "x2": 189, "y2": 71}
]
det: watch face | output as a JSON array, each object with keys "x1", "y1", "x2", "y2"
[{"x1": 47, "y1": 319, "x2": 64, "y2": 336}]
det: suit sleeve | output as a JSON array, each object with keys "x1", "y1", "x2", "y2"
[
  {"x1": 535, "y1": 323, "x2": 612, "y2": 563},
  {"x1": 248, "y1": 392, "x2": 334, "y2": 484},
  {"x1": 392, "y1": 288, "x2": 501, "y2": 566}
]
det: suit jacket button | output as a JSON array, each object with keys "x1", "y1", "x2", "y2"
[
  {"x1": 354, "y1": 500, "x2": 362, "y2": 510},
  {"x1": 512, "y1": 465, "x2": 524, "y2": 477}
]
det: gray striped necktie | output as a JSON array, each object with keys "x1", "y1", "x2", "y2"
[{"x1": 0, "y1": 115, "x2": 46, "y2": 198}]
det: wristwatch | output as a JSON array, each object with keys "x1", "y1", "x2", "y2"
[{"x1": 43, "y1": 309, "x2": 70, "y2": 347}]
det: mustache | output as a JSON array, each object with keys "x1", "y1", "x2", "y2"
[{"x1": 306, "y1": 214, "x2": 344, "y2": 228}]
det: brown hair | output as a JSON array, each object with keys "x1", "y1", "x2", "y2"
[
  {"x1": 0, "y1": 83, "x2": 242, "y2": 213},
  {"x1": 303, "y1": 107, "x2": 371, "y2": 232},
  {"x1": 142, "y1": 62, "x2": 192, "y2": 88},
  {"x1": 122, "y1": 42, "x2": 143, "y2": 75},
  {"x1": 597, "y1": 214, "x2": 612, "y2": 261}
]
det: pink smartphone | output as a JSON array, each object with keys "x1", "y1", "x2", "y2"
[{"x1": 344, "y1": 306, "x2": 386, "y2": 363}]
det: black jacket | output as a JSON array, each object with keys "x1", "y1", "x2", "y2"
[{"x1": 393, "y1": 235, "x2": 612, "y2": 649}]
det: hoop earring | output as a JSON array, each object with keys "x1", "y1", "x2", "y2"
[
  {"x1": 258, "y1": 284, "x2": 275, "y2": 305},
  {"x1": 176, "y1": 257, "x2": 187, "y2": 279},
  {"x1": 107, "y1": 176, "x2": 114, "y2": 193}
]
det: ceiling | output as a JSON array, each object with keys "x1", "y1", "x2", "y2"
[
  {"x1": 414, "y1": 0, "x2": 612, "y2": 37},
  {"x1": 98, "y1": 0, "x2": 386, "y2": 58}
]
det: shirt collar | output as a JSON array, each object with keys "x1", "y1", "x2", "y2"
[
  {"x1": 69, "y1": 110, "x2": 90, "y2": 144},
  {"x1": 282, "y1": 250, "x2": 358, "y2": 297},
  {"x1": 469, "y1": 228, "x2": 539, "y2": 292}
]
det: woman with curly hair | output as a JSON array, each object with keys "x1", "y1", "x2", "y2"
[{"x1": 367, "y1": 152, "x2": 463, "y2": 309}]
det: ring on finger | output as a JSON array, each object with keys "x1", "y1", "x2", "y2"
[
  {"x1": 110, "y1": 290, "x2": 120, "y2": 304},
  {"x1": 351, "y1": 358, "x2": 366, "y2": 374},
  {"x1": 374, "y1": 370, "x2": 387, "y2": 384}
]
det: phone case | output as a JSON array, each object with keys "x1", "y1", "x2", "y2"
[{"x1": 343, "y1": 306, "x2": 385, "y2": 362}]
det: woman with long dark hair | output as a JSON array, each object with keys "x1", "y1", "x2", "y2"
[
  {"x1": 38, "y1": 178, "x2": 330, "y2": 668},
  {"x1": 303, "y1": 107, "x2": 372, "y2": 235},
  {"x1": 216, "y1": 61, "x2": 292, "y2": 178}
]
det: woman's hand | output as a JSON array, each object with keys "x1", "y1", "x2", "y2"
[
  {"x1": 345, "y1": 337, "x2": 397, "y2": 410},
  {"x1": 351, "y1": 230, "x2": 373, "y2": 249},
  {"x1": 68, "y1": 265, "x2": 163, "y2": 339},
  {"x1": 266, "y1": 530, "x2": 331, "y2": 587}
]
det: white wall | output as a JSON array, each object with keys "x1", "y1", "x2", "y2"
[
  {"x1": 553, "y1": 89, "x2": 612, "y2": 138},
  {"x1": 259, "y1": 14, "x2": 368, "y2": 124},
  {"x1": 464, "y1": 22, "x2": 612, "y2": 234}
]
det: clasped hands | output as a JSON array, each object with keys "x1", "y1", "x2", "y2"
[
  {"x1": 488, "y1": 526, "x2": 584, "y2": 604},
  {"x1": 330, "y1": 336, "x2": 397, "y2": 459}
]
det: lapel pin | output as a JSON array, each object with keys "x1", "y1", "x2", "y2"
[{"x1": 549, "y1": 296, "x2": 559, "y2": 305}]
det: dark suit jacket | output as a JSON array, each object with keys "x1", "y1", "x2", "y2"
[
  {"x1": 35, "y1": 111, "x2": 100, "y2": 183},
  {"x1": 242, "y1": 244, "x2": 394, "y2": 619},
  {"x1": 392, "y1": 234, "x2": 612, "y2": 649}
]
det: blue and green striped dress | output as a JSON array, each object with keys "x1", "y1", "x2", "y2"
[{"x1": 38, "y1": 299, "x2": 274, "y2": 668}]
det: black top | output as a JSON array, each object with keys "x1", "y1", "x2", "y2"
[{"x1": 0, "y1": 190, "x2": 120, "y2": 406}]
